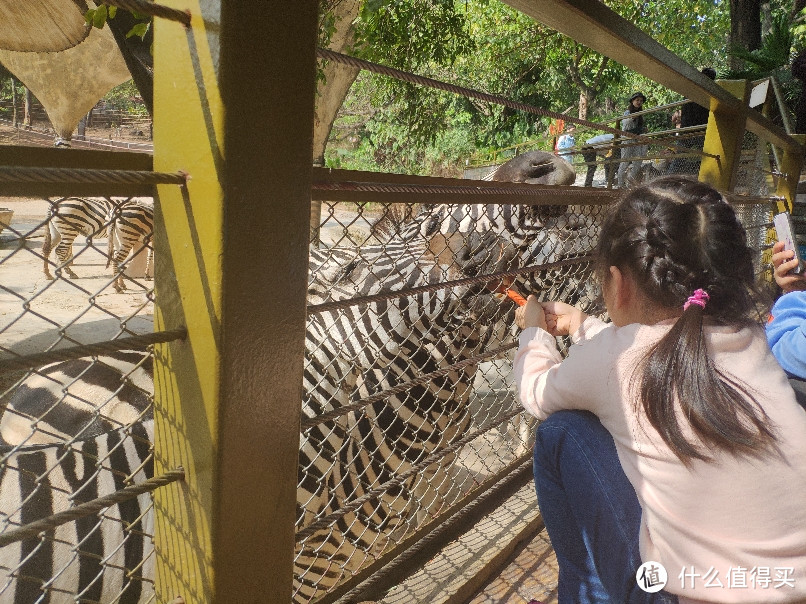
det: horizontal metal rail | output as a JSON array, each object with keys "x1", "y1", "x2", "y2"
[
  {"x1": 308, "y1": 256, "x2": 593, "y2": 315},
  {"x1": 0, "y1": 166, "x2": 186, "y2": 186},
  {"x1": 316, "y1": 48, "x2": 634, "y2": 139},
  {"x1": 312, "y1": 167, "x2": 618, "y2": 205},
  {"x1": 0, "y1": 469, "x2": 184, "y2": 548},
  {"x1": 301, "y1": 342, "x2": 518, "y2": 429},
  {"x1": 0, "y1": 329, "x2": 187, "y2": 373}
]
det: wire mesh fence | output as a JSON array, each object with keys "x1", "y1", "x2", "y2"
[
  {"x1": 0, "y1": 166, "x2": 785, "y2": 603},
  {"x1": 0, "y1": 193, "x2": 158, "y2": 602},
  {"x1": 296, "y1": 175, "x2": 781, "y2": 601},
  {"x1": 296, "y1": 196, "x2": 606, "y2": 602}
]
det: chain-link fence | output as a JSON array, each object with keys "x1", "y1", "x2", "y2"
[
  {"x1": 295, "y1": 180, "x2": 781, "y2": 601},
  {"x1": 0, "y1": 193, "x2": 170, "y2": 603},
  {"x1": 296, "y1": 197, "x2": 605, "y2": 602},
  {"x1": 0, "y1": 187, "x2": 784, "y2": 603}
]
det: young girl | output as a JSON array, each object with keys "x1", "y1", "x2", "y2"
[{"x1": 514, "y1": 176, "x2": 806, "y2": 603}]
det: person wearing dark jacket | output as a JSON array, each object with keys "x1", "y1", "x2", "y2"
[
  {"x1": 616, "y1": 92, "x2": 647, "y2": 188},
  {"x1": 669, "y1": 67, "x2": 716, "y2": 174}
]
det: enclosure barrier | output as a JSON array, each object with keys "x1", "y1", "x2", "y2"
[
  {"x1": 0, "y1": 151, "x2": 189, "y2": 601},
  {"x1": 0, "y1": 0, "x2": 803, "y2": 603}
]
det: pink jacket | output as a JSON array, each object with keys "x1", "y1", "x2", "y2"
[{"x1": 514, "y1": 317, "x2": 806, "y2": 603}]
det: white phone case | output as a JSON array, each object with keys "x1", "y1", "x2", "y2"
[{"x1": 773, "y1": 212, "x2": 804, "y2": 274}]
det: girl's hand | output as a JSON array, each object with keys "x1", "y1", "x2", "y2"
[
  {"x1": 515, "y1": 295, "x2": 547, "y2": 331},
  {"x1": 772, "y1": 240, "x2": 806, "y2": 294},
  {"x1": 541, "y1": 301, "x2": 588, "y2": 337}
]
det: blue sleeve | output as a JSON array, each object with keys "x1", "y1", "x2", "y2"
[{"x1": 766, "y1": 291, "x2": 806, "y2": 379}]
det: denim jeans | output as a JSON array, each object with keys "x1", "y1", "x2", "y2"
[{"x1": 533, "y1": 410, "x2": 678, "y2": 604}]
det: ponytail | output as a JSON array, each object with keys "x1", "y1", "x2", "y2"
[{"x1": 638, "y1": 301, "x2": 775, "y2": 464}]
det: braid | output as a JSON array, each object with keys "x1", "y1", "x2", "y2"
[{"x1": 596, "y1": 176, "x2": 775, "y2": 463}]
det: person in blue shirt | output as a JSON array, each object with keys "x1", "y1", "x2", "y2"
[
  {"x1": 767, "y1": 238, "x2": 806, "y2": 406},
  {"x1": 555, "y1": 126, "x2": 576, "y2": 164}
]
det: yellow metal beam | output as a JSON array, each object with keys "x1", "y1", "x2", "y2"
[
  {"x1": 501, "y1": 0, "x2": 803, "y2": 154},
  {"x1": 699, "y1": 80, "x2": 750, "y2": 191},
  {"x1": 776, "y1": 134, "x2": 806, "y2": 212},
  {"x1": 153, "y1": 1, "x2": 315, "y2": 602}
]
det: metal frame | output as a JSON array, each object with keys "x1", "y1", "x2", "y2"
[{"x1": 152, "y1": 1, "x2": 316, "y2": 602}]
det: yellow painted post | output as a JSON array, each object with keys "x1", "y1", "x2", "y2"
[
  {"x1": 152, "y1": 1, "x2": 316, "y2": 602},
  {"x1": 775, "y1": 134, "x2": 806, "y2": 213},
  {"x1": 699, "y1": 80, "x2": 751, "y2": 191}
]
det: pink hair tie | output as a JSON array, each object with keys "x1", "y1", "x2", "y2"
[{"x1": 683, "y1": 288, "x2": 709, "y2": 311}]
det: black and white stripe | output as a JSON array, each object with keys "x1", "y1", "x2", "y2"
[
  {"x1": 105, "y1": 201, "x2": 154, "y2": 293},
  {"x1": 42, "y1": 197, "x2": 111, "y2": 281},
  {"x1": 0, "y1": 419, "x2": 155, "y2": 604},
  {"x1": 41, "y1": 197, "x2": 154, "y2": 288}
]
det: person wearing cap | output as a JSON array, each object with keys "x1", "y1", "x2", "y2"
[{"x1": 617, "y1": 92, "x2": 648, "y2": 188}]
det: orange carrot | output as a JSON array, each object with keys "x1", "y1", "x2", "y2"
[{"x1": 506, "y1": 289, "x2": 527, "y2": 306}]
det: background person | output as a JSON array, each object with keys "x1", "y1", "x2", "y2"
[
  {"x1": 513, "y1": 176, "x2": 806, "y2": 603},
  {"x1": 556, "y1": 125, "x2": 576, "y2": 164},
  {"x1": 617, "y1": 92, "x2": 648, "y2": 188},
  {"x1": 767, "y1": 238, "x2": 806, "y2": 405},
  {"x1": 581, "y1": 133, "x2": 615, "y2": 187}
]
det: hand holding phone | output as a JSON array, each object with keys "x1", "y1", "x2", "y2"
[{"x1": 773, "y1": 212, "x2": 803, "y2": 275}]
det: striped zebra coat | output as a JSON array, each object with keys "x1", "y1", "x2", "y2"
[
  {"x1": 42, "y1": 197, "x2": 153, "y2": 287},
  {"x1": 105, "y1": 201, "x2": 154, "y2": 293},
  {"x1": 0, "y1": 352, "x2": 155, "y2": 603}
]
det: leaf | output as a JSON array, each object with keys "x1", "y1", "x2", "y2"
[
  {"x1": 126, "y1": 22, "x2": 151, "y2": 40},
  {"x1": 92, "y1": 4, "x2": 107, "y2": 29},
  {"x1": 108, "y1": 5, "x2": 117, "y2": 18},
  {"x1": 84, "y1": 8, "x2": 95, "y2": 25}
]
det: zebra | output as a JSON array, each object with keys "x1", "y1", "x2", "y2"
[
  {"x1": 105, "y1": 201, "x2": 154, "y2": 293},
  {"x1": 0, "y1": 351, "x2": 155, "y2": 603},
  {"x1": 0, "y1": 216, "x2": 517, "y2": 603},
  {"x1": 41, "y1": 197, "x2": 153, "y2": 286},
  {"x1": 2, "y1": 151, "x2": 599, "y2": 602},
  {"x1": 0, "y1": 419, "x2": 155, "y2": 604}
]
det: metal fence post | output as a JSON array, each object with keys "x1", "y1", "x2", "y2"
[
  {"x1": 152, "y1": 1, "x2": 316, "y2": 601},
  {"x1": 698, "y1": 80, "x2": 750, "y2": 191}
]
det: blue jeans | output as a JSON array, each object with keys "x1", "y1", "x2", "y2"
[{"x1": 533, "y1": 410, "x2": 678, "y2": 604}]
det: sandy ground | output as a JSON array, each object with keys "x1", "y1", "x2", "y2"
[{"x1": 0, "y1": 196, "x2": 153, "y2": 361}]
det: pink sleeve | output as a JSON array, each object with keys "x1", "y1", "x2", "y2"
[
  {"x1": 514, "y1": 318, "x2": 614, "y2": 419},
  {"x1": 513, "y1": 327, "x2": 563, "y2": 419}
]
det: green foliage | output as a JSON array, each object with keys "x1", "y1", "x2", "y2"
[
  {"x1": 729, "y1": 13, "x2": 794, "y2": 78},
  {"x1": 84, "y1": 4, "x2": 150, "y2": 41},
  {"x1": 323, "y1": 0, "x2": 734, "y2": 175}
]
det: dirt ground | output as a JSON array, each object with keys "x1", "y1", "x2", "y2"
[{"x1": 0, "y1": 196, "x2": 154, "y2": 361}]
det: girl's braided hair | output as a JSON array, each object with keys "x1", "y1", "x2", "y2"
[{"x1": 595, "y1": 176, "x2": 776, "y2": 463}]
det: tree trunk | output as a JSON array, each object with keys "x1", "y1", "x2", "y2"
[
  {"x1": 310, "y1": 0, "x2": 361, "y2": 246},
  {"x1": 729, "y1": 0, "x2": 762, "y2": 70},
  {"x1": 106, "y1": 10, "x2": 153, "y2": 116},
  {"x1": 578, "y1": 92, "x2": 588, "y2": 120},
  {"x1": 23, "y1": 88, "x2": 32, "y2": 127}
]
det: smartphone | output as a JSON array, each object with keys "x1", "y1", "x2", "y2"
[{"x1": 773, "y1": 212, "x2": 804, "y2": 274}]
